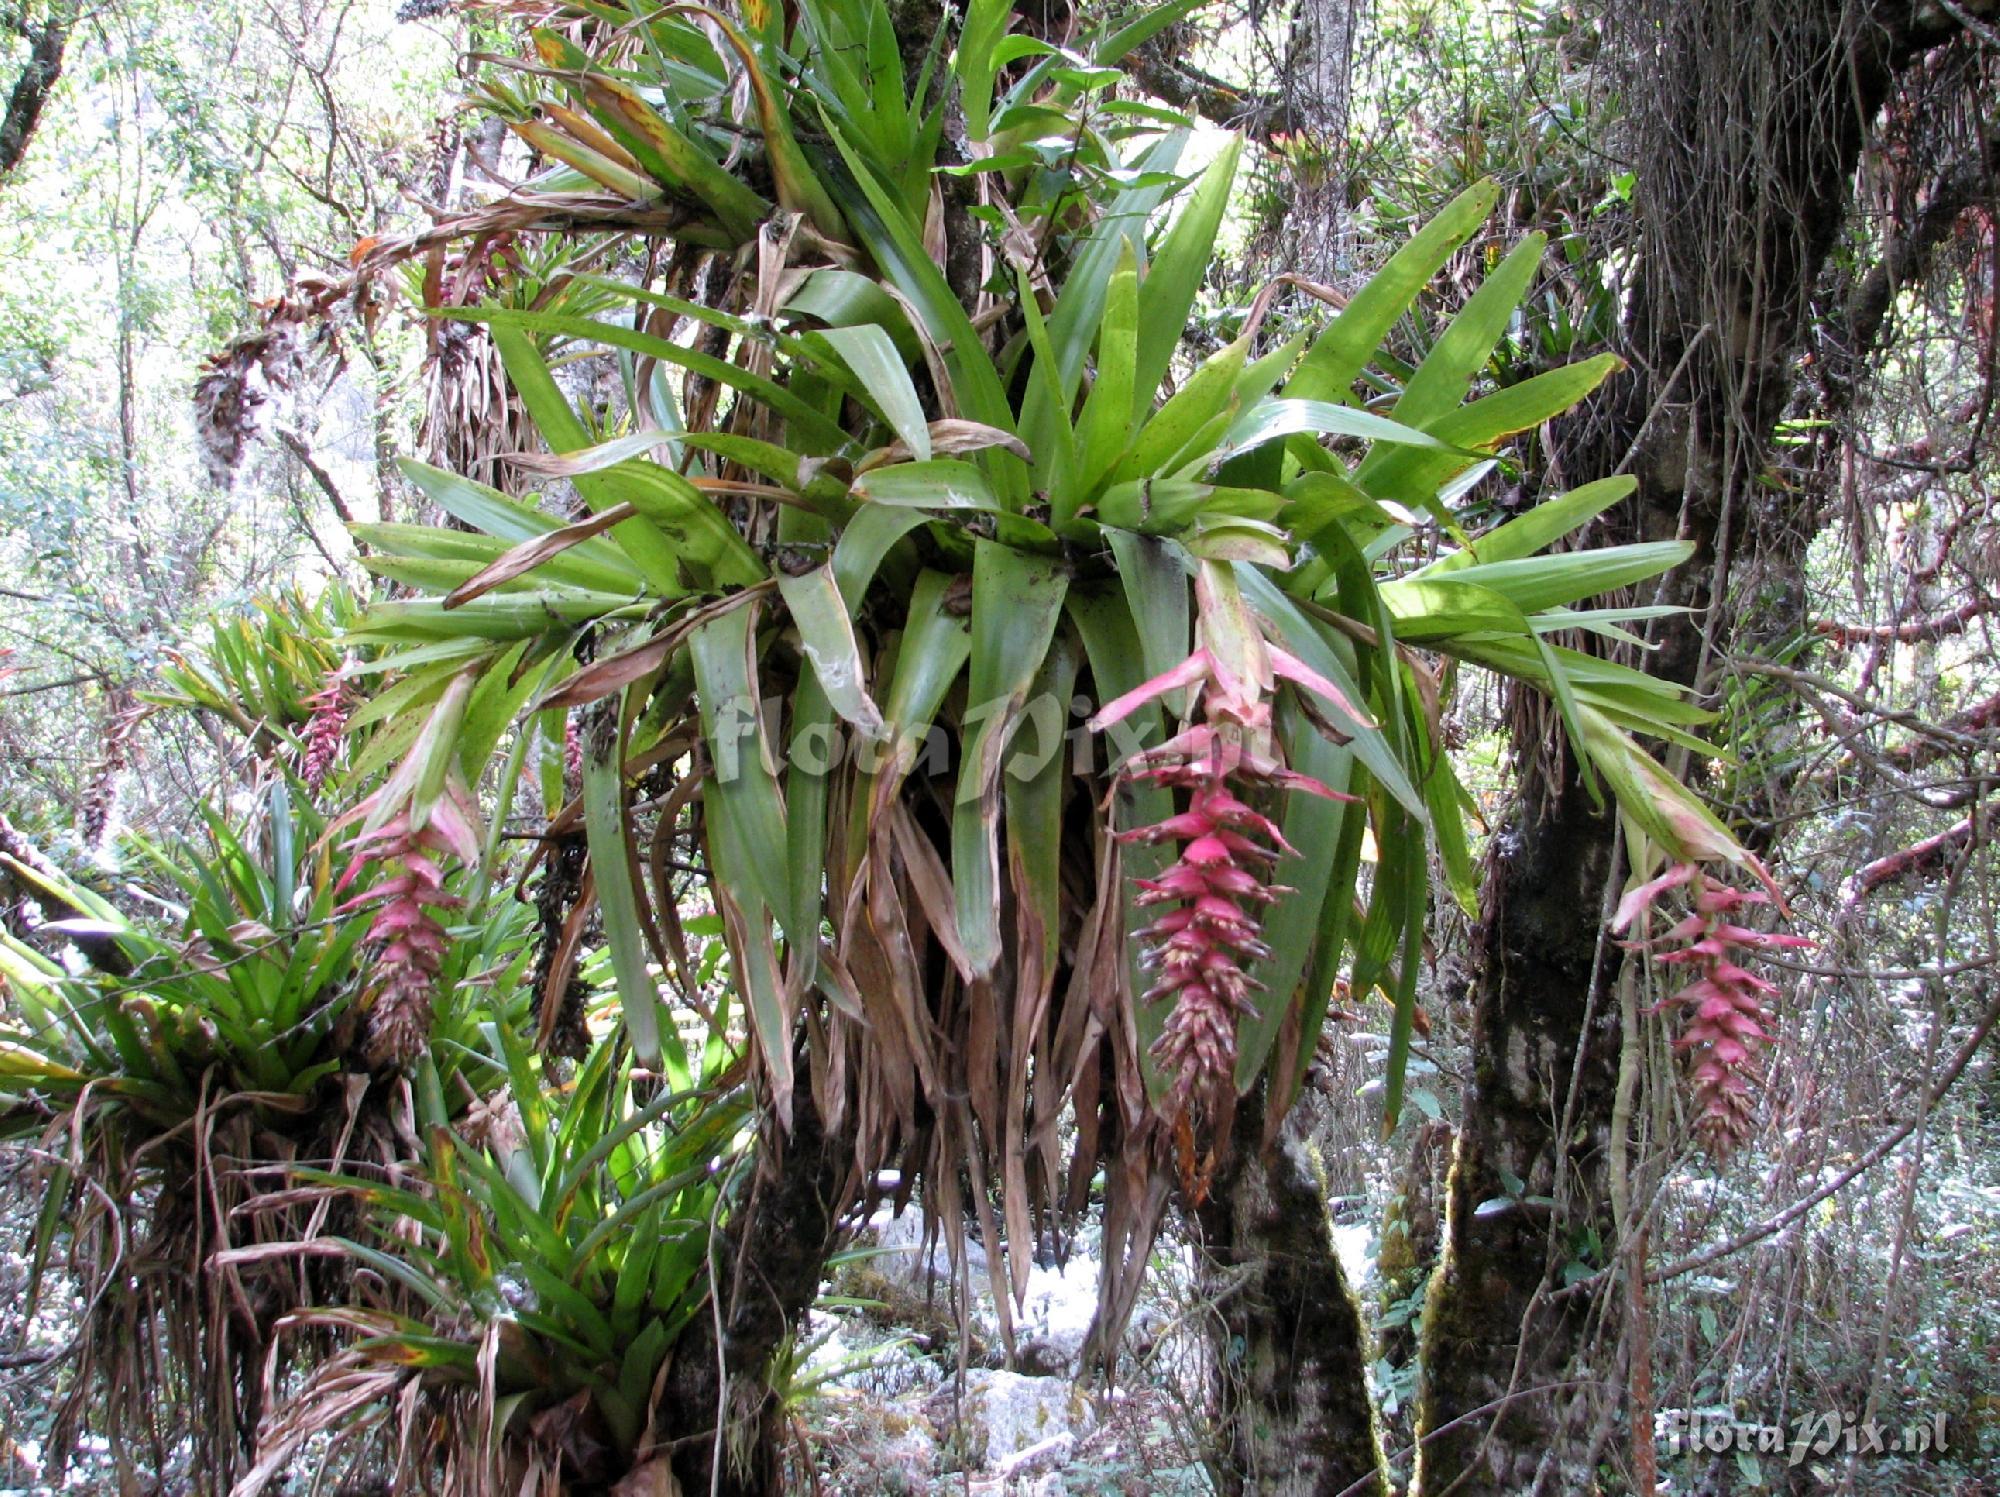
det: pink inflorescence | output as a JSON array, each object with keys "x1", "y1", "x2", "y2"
[
  {"x1": 1124, "y1": 761, "x2": 1292, "y2": 1129},
  {"x1": 301, "y1": 674, "x2": 350, "y2": 792},
  {"x1": 1092, "y1": 626, "x2": 1362, "y2": 1196},
  {"x1": 335, "y1": 785, "x2": 480, "y2": 1068},
  {"x1": 1615, "y1": 863, "x2": 1810, "y2": 1155}
]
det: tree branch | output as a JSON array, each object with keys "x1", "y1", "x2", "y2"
[
  {"x1": 1813, "y1": 593, "x2": 2000, "y2": 644},
  {"x1": 1839, "y1": 800, "x2": 1995, "y2": 906},
  {"x1": 277, "y1": 427, "x2": 367, "y2": 556},
  {"x1": 1119, "y1": 33, "x2": 1286, "y2": 141},
  {"x1": 0, "y1": 1, "x2": 72, "y2": 185},
  {"x1": 1837, "y1": 130, "x2": 2000, "y2": 369},
  {"x1": 1881, "y1": 688, "x2": 2000, "y2": 771}
]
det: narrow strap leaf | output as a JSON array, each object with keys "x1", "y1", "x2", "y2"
[
  {"x1": 580, "y1": 704, "x2": 667, "y2": 1070},
  {"x1": 952, "y1": 542, "x2": 1069, "y2": 975}
]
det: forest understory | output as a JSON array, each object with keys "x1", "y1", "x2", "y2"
[{"x1": 0, "y1": 0, "x2": 1996, "y2": 1493}]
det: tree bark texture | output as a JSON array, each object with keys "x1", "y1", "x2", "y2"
[
  {"x1": 664, "y1": 1092, "x2": 851, "y2": 1497},
  {"x1": 0, "y1": 1, "x2": 72, "y2": 185},
  {"x1": 1414, "y1": 767, "x2": 1621, "y2": 1493},
  {"x1": 1197, "y1": 1093, "x2": 1387, "y2": 1497},
  {"x1": 1413, "y1": 2, "x2": 1989, "y2": 1490}
]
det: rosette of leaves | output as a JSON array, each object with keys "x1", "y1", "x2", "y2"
[
  {"x1": 233, "y1": 1028, "x2": 748, "y2": 1495},
  {"x1": 336, "y1": 0, "x2": 1770, "y2": 1362},
  {"x1": 0, "y1": 781, "x2": 533, "y2": 1486},
  {"x1": 146, "y1": 586, "x2": 361, "y2": 759}
]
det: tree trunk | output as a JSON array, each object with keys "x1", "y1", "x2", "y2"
[
  {"x1": 664, "y1": 1092, "x2": 851, "y2": 1497},
  {"x1": 1197, "y1": 1090, "x2": 1386, "y2": 1497},
  {"x1": 1413, "y1": 3, "x2": 1984, "y2": 1489},
  {"x1": 1414, "y1": 766, "x2": 1621, "y2": 1492},
  {"x1": 0, "y1": 1, "x2": 73, "y2": 186}
]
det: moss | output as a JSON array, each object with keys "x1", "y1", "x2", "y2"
[{"x1": 1197, "y1": 1092, "x2": 1390, "y2": 1496}]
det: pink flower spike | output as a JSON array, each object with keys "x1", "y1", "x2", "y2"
[
  {"x1": 1268, "y1": 766, "x2": 1364, "y2": 804},
  {"x1": 1182, "y1": 835, "x2": 1234, "y2": 868},
  {"x1": 1088, "y1": 649, "x2": 1214, "y2": 733},
  {"x1": 1139, "y1": 863, "x2": 1214, "y2": 893},
  {"x1": 1118, "y1": 810, "x2": 1220, "y2": 845},
  {"x1": 1611, "y1": 863, "x2": 1700, "y2": 933},
  {"x1": 1693, "y1": 882, "x2": 1768, "y2": 914},
  {"x1": 427, "y1": 791, "x2": 485, "y2": 866},
  {"x1": 1268, "y1": 646, "x2": 1376, "y2": 730},
  {"x1": 1710, "y1": 923, "x2": 1814, "y2": 950},
  {"x1": 1708, "y1": 960, "x2": 1778, "y2": 994}
]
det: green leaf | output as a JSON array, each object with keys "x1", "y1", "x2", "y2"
[
  {"x1": 777, "y1": 563, "x2": 888, "y2": 738},
  {"x1": 1038, "y1": 131, "x2": 1190, "y2": 405},
  {"x1": 832, "y1": 505, "x2": 929, "y2": 611},
  {"x1": 1218, "y1": 397, "x2": 1453, "y2": 463},
  {"x1": 956, "y1": 0, "x2": 1013, "y2": 140},
  {"x1": 1111, "y1": 334, "x2": 1247, "y2": 489},
  {"x1": 1093, "y1": 0, "x2": 1206, "y2": 65},
  {"x1": 1287, "y1": 179, "x2": 1500, "y2": 405},
  {"x1": 819, "y1": 132, "x2": 1021, "y2": 485},
  {"x1": 1013, "y1": 262, "x2": 1079, "y2": 517},
  {"x1": 1430, "y1": 541, "x2": 1693, "y2": 615},
  {"x1": 1425, "y1": 733, "x2": 1479, "y2": 915},
  {"x1": 1235, "y1": 566, "x2": 1428, "y2": 818},
  {"x1": 456, "y1": 641, "x2": 541, "y2": 778},
  {"x1": 1105, "y1": 530, "x2": 1190, "y2": 697},
  {"x1": 580, "y1": 714, "x2": 669, "y2": 1071},
  {"x1": 1421, "y1": 476, "x2": 1639, "y2": 572},
  {"x1": 785, "y1": 664, "x2": 835, "y2": 963},
  {"x1": 491, "y1": 322, "x2": 757, "y2": 593},
  {"x1": 1377, "y1": 577, "x2": 1539, "y2": 642},
  {"x1": 1003, "y1": 634, "x2": 1077, "y2": 976},
  {"x1": 479, "y1": 309, "x2": 849, "y2": 455},
  {"x1": 1067, "y1": 587, "x2": 1176, "y2": 1101},
  {"x1": 1362, "y1": 353, "x2": 1627, "y2": 505},
  {"x1": 1132, "y1": 136, "x2": 1240, "y2": 410},
  {"x1": 784, "y1": 269, "x2": 922, "y2": 361},
  {"x1": 699, "y1": 10, "x2": 848, "y2": 239},
  {"x1": 953, "y1": 542, "x2": 1069, "y2": 974},
  {"x1": 565, "y1": 62, "x2": 771, "y2": 241},
  {"x1": 397, "y1": 460, "x2": 568, "y2": 544},
  {"x1": 820, "y1": 325, "x2": 931, "y2": 460},
  {"x1": 868, "y1": 570, "x2": 972, "y2": 810},
  {"x1": 1356, "y1": 232, "x2": 1547, "y2": 481},
  {"x1": 689, "y1": 603, "x2": 799, "y2": 944},
  {"x1": 1375, "y1": 811, "x2": 1428, "y2": 1138},
  {"x1": 1073, "y1": 241, "x2": 1139, "y2": 496},
  {"x1": 852, "y1": 460, "x2": 1000, "y2": 510},
  {"x1": 1233, "y1": 706, "x2": 1356, "y2": 1085}
]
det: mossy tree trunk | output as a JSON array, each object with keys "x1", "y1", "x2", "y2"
[
  {"x1": 1412, "y1": 3, "x2": 1981, "y2": 1490},
  {"x1": 664, "y1": 1092, "x2": 851, "y2": 1497},
  {"x1": 1414, "y1": 767, "x2": 1622, "y2": 1493},
  {"x1": 1196, "y1": 1089, "x2": 1386, "y2": 1497}
]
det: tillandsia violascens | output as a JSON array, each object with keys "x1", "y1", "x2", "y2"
[
  {"x1": 334, "y1": 779, "x2": 482, "y2": 1067},
  {"x1": 1614, "y1": 862, "x2": 1812, "y2": 1155},
  {"x1": 1092, "y1": 558, "x2": 1364, "y2": 1199},
  {"x1": 329, "y1": 672, "x2": 485, "y2": 1068},
  {"x1": 300, "y1": 670, "x2": 350, "y2": 792}
]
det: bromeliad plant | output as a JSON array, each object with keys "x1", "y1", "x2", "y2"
[
  {"x1": 235, "y1": 1028, "x2": 749, "y2": 1495},
  {"x1": 311, "y1": 0, "x2": 1788, "y2": 1402},
  {"x1": 1613, "y1": 860, "x2": 1811, "y2": 1154},
  {"x1": 0, "y1": 600, "x2": 537, "y2": 1489}
]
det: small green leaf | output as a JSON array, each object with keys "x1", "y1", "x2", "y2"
[
  {"x1": 777, "y1": 563, "x2": 888, "y2": 738},
  {"x1": 820, "y1": 325, "x2": 932, "y2": 460}
]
